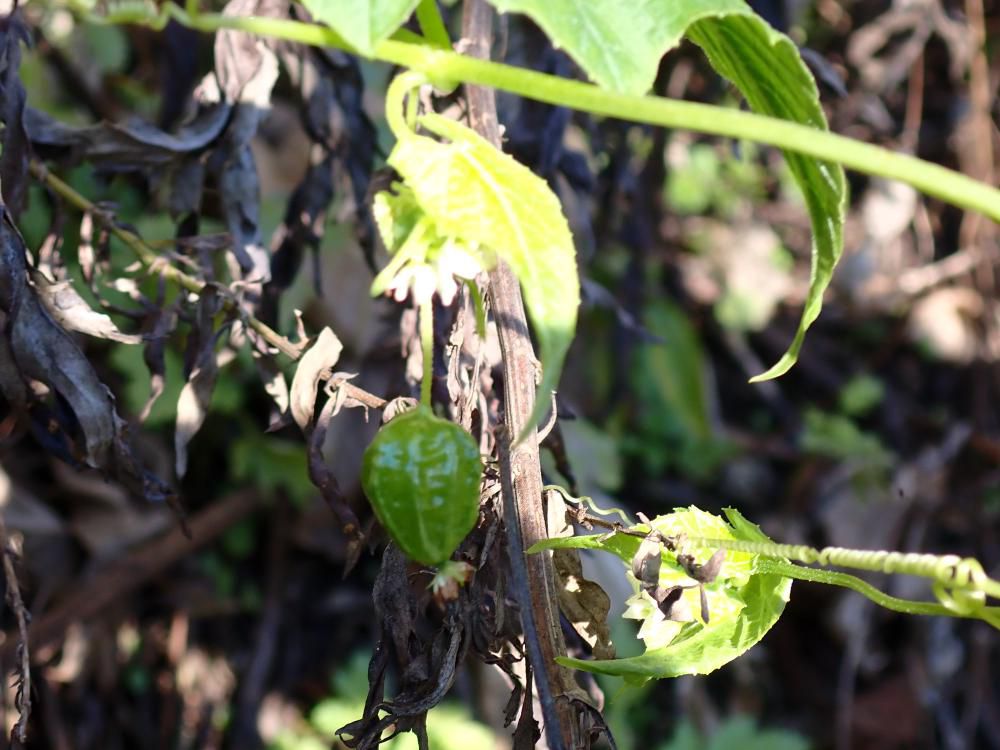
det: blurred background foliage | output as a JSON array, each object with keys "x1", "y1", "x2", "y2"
[{"x1": 2, "y1": 1, "x2": 999, "y2": 748}]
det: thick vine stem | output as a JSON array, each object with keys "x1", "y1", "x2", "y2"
[
  {"x1": 460, "y1": 2, "x2": 580, "y2": 747},
  {"x1": 79, "y1": 3, "x2": 1000, "y2": 226}
]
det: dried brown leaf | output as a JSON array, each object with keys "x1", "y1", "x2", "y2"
[
  {"x1": 553, "y1": 549, "x2": 615, "y2": 659},
  {"x1": 31, "y1": 269, "x2": 142, "y2": 344},
  {"x1": 290, "y1": 326, "x2": 342, "y2": 430},
  {"x1": 631, "y1": 535, "x2": 662, "y2": 587}
]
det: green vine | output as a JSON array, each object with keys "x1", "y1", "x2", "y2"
[
  {"x1": 685, "y1": 536, "x2": 1000, "y2": 621},
  {"x1": 757, "y1": 560, "x2": 1000, "y2": 629},
  {"x1": 419, "y1": 299, "x2": 434, "y2": 407},
  {"x1": 65, "y1": 0, "x2": 1000, "y2": 225}
]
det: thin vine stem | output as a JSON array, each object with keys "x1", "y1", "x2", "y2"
[
  {"x1": 73, "y1": 3, "x2": 1000, "y2": 226},
  {"x1": 758, "y1": 559, "x2": 1000, "y2": 629},
  {"x1": 419, "y1": 299, "x2": 433, "y2": 407},
  {"x1": 687, "y1": 536, "x2": 1000, "y2": 601}
]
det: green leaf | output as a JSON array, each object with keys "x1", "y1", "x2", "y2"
[
  {"x1": 685, "y1": 15, "x2": 846, "y2": 380},
  {"x1": 487, "y1": 0, "x2": 747, "y2": 95},
  {"x1": 298, "y1": 0, "x2": 420, "y2": 54},
  {"x1": 488, "y1": 0, "x2": 846, "y2": 380},
  {"x1": 388, "y1": 113, "x2": 579, "y2": 435},
  {"x1": 532, "y1": 506, "x2": 791, "y2": 681}
]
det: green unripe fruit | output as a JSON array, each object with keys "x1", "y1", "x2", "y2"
[{"x1": 361, "y1": 406, "x2": 482, "y2": 566}]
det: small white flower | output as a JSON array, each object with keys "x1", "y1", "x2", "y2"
[
  {"x1": 384, "y1": 238, "x2": 486, "y2": 306},
  {"x1": 438, "y1": 239, "x2": 483, "y2": 280}
]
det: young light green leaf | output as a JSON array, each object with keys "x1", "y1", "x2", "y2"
[
  {"x1": 298, "y1": 0, "x2": 420, "y2": 54},
  {"x1": 388, "y1": 113, "x2": 579, "y2": 435},
  {"x1": 685, "y1": 16, "x2": 846, "y2": 380},
  {"x1": 560, "y1": 569, "x2": 790, "y2": 682},
  {"x1": 530, "y1": 506, "x2": 791, "y2": 682},
  {"x1": 486, "y1": 0, "x2": 753, "y2": 96}
]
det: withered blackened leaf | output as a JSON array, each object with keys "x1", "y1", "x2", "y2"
[
  {"x1": 31, "y1": 268, "x2": 143, "y2": 344},
  {"x1": 159, "y1": 21, "x2": 203, "y2": 132},
  {"x1": 139, "y1": 304, "x2": 177, "y2": 423},
  {"x1": 261, "y1": 154, "x2": 336, "y2": 323},
  {"x1": 25, "y1": 104, "x2": 231, "y2": 170},
  {"x1": 277, "y1": 42, "x2": 377, "y2": 270},
  {"x1": 1, "y1": 212, "x2": 115, "y2": 467},
  {"x1": 290, "y1": 326, "x2": 342, "y2": 431},
  {"x1": 0, "y1": 10, "x2": 31, "y2": 214},
  {"x1": 215, "y1": 144, "x2": 270, "y2": 280},
  {"x1": 631, "y1": 535, "x2": 662, "y2": 587},
  {"x1": 210, "y1": 0, "x2": 284, "y2": 284},
  {"x1": 653, "y1": 585, "x2": 693, "y2": 622},
  {"x1": 168, "y1": 159, "x2": 206, "y2": 218},
  {"x1": 690, "y1": 549, "x2": 726, "y2": 584},
  {"x1": 0, "y1": 312, "x2": 27, "y2": 409}
]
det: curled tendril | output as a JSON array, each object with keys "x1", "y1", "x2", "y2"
[
  {"x1": 385, "y1": 71, "x2": 431, "y2": 142},
  {"x1": 689, "y1": 538, "x2": 1000, "y2": 618}
]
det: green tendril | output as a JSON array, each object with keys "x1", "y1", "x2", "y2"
[
  {"x1": 759, "y1": 559, "x2": 1000, "y2": 629},
  {"x1": 420, "y1": 299, "x2": 434, "y2": 407},
  {"x1": 385, "y1": 71, "x2": 430, "y2": 142},
  {"x1": 685, "y1": 537, "x2": 1000, "y2": 624},
  {"x1": 543, "y1": 485, "x2": 634, "y2": 525}
]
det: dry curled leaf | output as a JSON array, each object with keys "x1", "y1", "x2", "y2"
[
  {"x1": 553, "y1": 548, "x2": 615, "y2": 660},
  {"x1": 290, "y1": 326, "x2": 343, "y2": 430},
  {"x1": 31, "y1": 269, "x2": 142, "y2": 344},
  {"x1": 548, "y1": 488, "x2": 615, "y2": 659},
  {"x1": 0, "y1": 211, "x2": 170, "y2": 500}
]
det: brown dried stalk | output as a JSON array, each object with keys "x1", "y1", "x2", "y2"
[{"x1": 460, "y1": 2, "x2": 581, "y2": 747}]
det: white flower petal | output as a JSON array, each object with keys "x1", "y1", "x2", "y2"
[
  {"x1": 411, "y1": 266, "x2": 437, "y2": 305},
  {"x1": 437, "y1": 273, "x2": 459, "y2": 306},
  {"x1": 439, "y1": 240, "x2": 484, "y2": 280}
]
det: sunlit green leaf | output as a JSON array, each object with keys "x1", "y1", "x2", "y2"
[
  {"x1": 488, "y1": 0, "x2": 845, "y2": 380},
  {"x1": 686, "y1": 15, "x2": 846, "y2": 381},
  {"x1": 530, "y1": 506, "x2": 790, "y2": 681},
  {"x1": 298, "y1": 0, "x2": 420, "y2": 54},
  {"x1": 487, "y1": 0, "x2": 748, "y2": 95},
  {"x1": 388, "y1": 113, "x2": 579, "y2": 435}
]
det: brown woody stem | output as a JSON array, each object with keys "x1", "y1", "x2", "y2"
[{"x1": 460, "y1": 2, "x2": 579, "y2": 747}]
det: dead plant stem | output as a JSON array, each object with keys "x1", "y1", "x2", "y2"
[{"x1": 460, "y1": 2, "x2": 578, "y2": 747}]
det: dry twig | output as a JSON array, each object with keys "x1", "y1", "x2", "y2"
[{"x1": 0, "y1": 516, "x2": 31, "y2": 744}]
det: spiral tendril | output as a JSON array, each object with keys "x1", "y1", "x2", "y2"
[{"x1": 689, "y1": 538, "x2": 1000, "y2": 614}]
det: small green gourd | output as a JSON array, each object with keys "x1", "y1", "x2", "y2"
[{"x1": 361, "y1": 406, "x2": 481, "y2": 566}]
